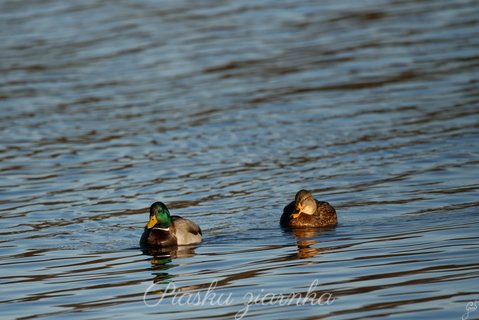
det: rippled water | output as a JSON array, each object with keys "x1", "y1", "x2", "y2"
[{"x1": 1, "y1": 0, "x2": 479, "y2": 319}]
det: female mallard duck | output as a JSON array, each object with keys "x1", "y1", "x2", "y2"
[
  {"x1": 140, "y1": 202, "x2": 202, "y2": 248},
  {"x1": 280, "y1": 189, "x2": 337, "y2": 228}
]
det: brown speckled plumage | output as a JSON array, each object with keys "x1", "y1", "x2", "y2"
[{"x1": 280, "y1": 190, "x2": 337, "y2": 228}]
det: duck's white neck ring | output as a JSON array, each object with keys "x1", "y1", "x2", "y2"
[{"x1": 153, "y1": 227, "x2": 170, "y2": 231}]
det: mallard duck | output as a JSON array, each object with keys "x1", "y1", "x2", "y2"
[
  {"x1": 280, "y1": 189, "x2": 337, "y2": 228},
  {"x1": 140, "y1": 202, "x2": 202, "y2": 248}
]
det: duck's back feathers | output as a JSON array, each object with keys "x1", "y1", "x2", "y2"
[
  {"x1": 172, "y1": 216, "x2": 202, "y2": 245},
  {"x1": 281, "y1": 199, "x2": 337, "y2": 228},
  {"x1": 280, "y1": 201, "x2": 296, "y2": 227},
  {"x1": 140, "y1": 215, "x2": 202, "y2": 249}
]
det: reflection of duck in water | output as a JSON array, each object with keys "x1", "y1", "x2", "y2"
[
  {"x1": 291, "y1": 228, "x2": 322, "y2": 259},
  {"x1": 140, "y1": 202, "x2": 202, "y2": 250},
  {"x1": 148, "y1": 246, "x2": 198, "y2": 283},
  {"x1": 145, "y1": 243, "x2": 199, "y2": 258},
  {"x1": 280, "y1": 190, "x2": 337, "y2": 228}
]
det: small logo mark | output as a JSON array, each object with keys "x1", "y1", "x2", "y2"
[{"x1": 462, "y1": 300, "x2": 478, "y2": 320}]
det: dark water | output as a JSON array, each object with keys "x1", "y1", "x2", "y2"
[{"x1": 1, "y1": 0, "x2": 479, "y2": 319}]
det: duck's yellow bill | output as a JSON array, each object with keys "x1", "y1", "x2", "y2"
[
  {"x1": 146, "y1": 215, "x2": 158, "y2": 229},
  {"x1": 292, "y1": 203, "x2": 303, "y2": 219},
  {"x1": 292, "y1": 211, "x2": 301, "y2": 219}
]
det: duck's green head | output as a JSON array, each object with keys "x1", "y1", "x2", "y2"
[{"x1": 146, "y1": 202, "x2": 172, "y2": 229}]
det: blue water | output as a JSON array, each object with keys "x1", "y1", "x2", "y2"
[{"x1": 1, "y1": 0, "x2": 478, "y2": 319}]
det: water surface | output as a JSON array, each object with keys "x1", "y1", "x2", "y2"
[{"x1": 1, "y1": 0, "x2": 479, "y2": 319}]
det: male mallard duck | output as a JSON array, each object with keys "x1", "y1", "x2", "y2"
[
  {"x1": 140, "y1": 202, "x2": 202, "y2": 248},
  {"x1": 280, "y1": 189, "x2": 337, "y2": 228}
]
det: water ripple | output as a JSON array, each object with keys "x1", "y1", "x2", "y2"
[{"x1": 1, "y1": 0, "x2": 479, "y2": 319}]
